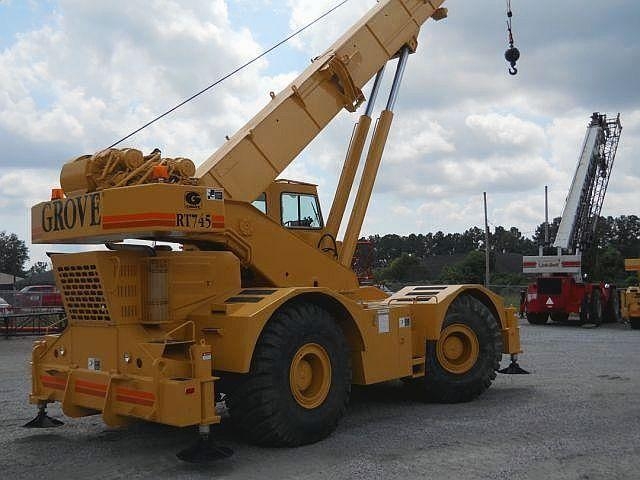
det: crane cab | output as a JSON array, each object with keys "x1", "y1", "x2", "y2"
[{"x1": 253, "y1": 179, "x2": 330, "y2": 253}]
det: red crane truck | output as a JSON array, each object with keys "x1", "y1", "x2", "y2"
[{"x1": 523, "y1": 112, "x2": 622, "y2": 326}]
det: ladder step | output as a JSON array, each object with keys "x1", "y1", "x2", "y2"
[{"x1": 411, "y1": 356, "x2": 425, "y2": 378}]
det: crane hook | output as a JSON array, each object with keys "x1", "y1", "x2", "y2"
[
  {"x1": 505, "y1": 46, "x2": 520, "y2": 76},
  {"x1": 504, "y1": 1, "x2": 520, "y2": 76}
]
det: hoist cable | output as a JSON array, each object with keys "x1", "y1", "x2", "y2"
[
  {"x1": 504, "y1": 0, "x2": 520, "y2": 75},
  {"x1": 107, "y1": 0, "x2": 352, "y2": 149},
  {"x1": 506, "y1": 0, "x2": 514, "y2": 46}
]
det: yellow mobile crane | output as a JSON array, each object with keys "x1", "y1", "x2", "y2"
[
  {"x1": 622, "y1": 259, "x2": 640, "y2": 329},
  {"x1": 25, "y1": 0, "x2": 524, "y2": 461}
]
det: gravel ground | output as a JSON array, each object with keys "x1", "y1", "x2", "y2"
[{"x1": 1, "y1": 320, "x2": 639, "y2": 479}]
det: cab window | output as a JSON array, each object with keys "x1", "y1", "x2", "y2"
[
  {"x1": 252, "y1": 193, "x2": 267, "y2": 214},
  {"x1": 281, "y1": 193, "x2": 323, "y2": 229}
]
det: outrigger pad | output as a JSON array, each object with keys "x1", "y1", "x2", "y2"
[
  {"x1": 24, "y1": 409, "x2": 64, "y2": 428},
  {"x1": 176, "y1": 437, "x2": 233, "y2": 463},
  {"x1": 499, "y1": 360, "x2": 530, "y2": 375}
]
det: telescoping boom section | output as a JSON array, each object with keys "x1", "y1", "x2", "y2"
[
  {"x1": 553, "y1": 112, "x2": 622, "y2": 253},
  {"x1": 27, "y1": 0, "x2": 525, "y2": 460}
]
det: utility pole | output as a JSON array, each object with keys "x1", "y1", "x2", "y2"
[
  {"x1": 544, "y1": 185, "x2": 549, "y2": 247},
  {"x1": 483, "y1": 192, "x2": 490, "y2": 287}
]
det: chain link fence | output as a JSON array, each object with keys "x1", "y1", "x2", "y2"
[
  {"x1": 487, "y1": 284, "x2": 528, "y2": 310},
  {"x1": 0, "y1": 290, "x2": 66, "y2": 338}
]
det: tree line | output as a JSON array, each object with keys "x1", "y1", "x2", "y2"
[
  {"x1": 2, "y1": 214, "x2": 638, "y2": 285},
  {"x1": 360, "y1": 215, "x2": 640, "y2": 286},
  {"x1": 0, "y1": 231, "x2": 48, "y2": 279}
]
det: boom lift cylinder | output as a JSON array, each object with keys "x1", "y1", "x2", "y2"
[
  {"x1": 326, "y1": 67, "x2": 385, "y2": 238},
  {"x1": 340, "y1": 46, "x2": 410, "y2": 266}
]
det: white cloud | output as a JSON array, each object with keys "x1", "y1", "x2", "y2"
[
  {"x1": 286, "y1": 0, "x2": 370, "y2": 53},
  {"x1": 465, "y1": 113, "x2": 546, "y2": 151},
  {"x1": 385, "y1": 113, "x2": 455, "y2": 164}
]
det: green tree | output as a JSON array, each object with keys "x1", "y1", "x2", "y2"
[
  {"x1": 492, "y1": 226, "x2": 536, "y2": 254},
  {"x1": 439, "y1": 251, "x2": 486, "y2": 284},
  {"x1": 590, "y1": 245, "x2": 625, "y2": 283},
  {"x1": 533, "y1": 217, "x2": 561, "y2": 247},
  {"x1": 0, "y1": 231, "x2": 29, "y2": 276},
  {"x1": 26, "y1": 261, "x2": 50, "y2": 277},
  {"x1": 612, "y1": 215, "x2": 640, "y2": 258},
  {"x1": 378, "y1": 253, "x2": 421, "y2": 282}
]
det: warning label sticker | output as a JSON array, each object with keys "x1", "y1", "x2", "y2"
[
  {"x1": 88, "y1": 357, "x2": 101, "y2": 371},
  {"x1": 377, "y1": 310, "x2": 390, "y2": 334},
  {"x1": 202, "y1": 352, "x2": 212, "y2": 361},
  {"x1": 206, "y1": 188, "x2": 223, "y2": 201}
]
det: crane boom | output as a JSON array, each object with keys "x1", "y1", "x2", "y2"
[
  {"x1": 196, "y1": 0, "x2": 447, "y2": 202},
  {"x1": 553, "y1": 112, "x2": 622, "y2": 252}
]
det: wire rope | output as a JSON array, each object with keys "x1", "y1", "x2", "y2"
[{"x1": 107, "y1": 0, "x2": 352, "y2": 149}]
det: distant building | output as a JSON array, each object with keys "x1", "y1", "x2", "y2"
[
  {"x1": 19, "y1": 270, "x2": 55, "y2": 287},
  {"x1": 0, "y1": 272, "x2": 23, "y2": 290}
]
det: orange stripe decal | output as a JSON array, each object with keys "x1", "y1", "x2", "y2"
[
  {"x1": 115, "y1": 387, "x2": 155, "y2": 406},
  {"x1": 76, "y1": 387, "x2": 106, "y2": 397},
  {"x1": 116, "y1": 387, "x2": 154, "y2": 400},
  {"x1": 103, "y1": 220, "x2": 175, "y2": 230},
  {"x1": 41, "y1": 375, "x2": 67, "y2": 390},
  {"x1": 103, "y1": 212, "x2": 174, "y2": 222},
  {"x1": 212, "y1": 215, "x2": 225, "y2": 228},
  {"x1": 75, "y1": 379, "x2": 107, "y2": 397},
  {"x1": 116, "y1": 395, "x2": 154, "y2": 407},
  {"x1": 76, "y1": 379, "x2": 108, "y2": 391},
  {"x1": 103, "y1": 212, "x2": 175, "y2": 230}
]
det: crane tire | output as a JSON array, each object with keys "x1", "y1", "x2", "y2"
[
  {"x1": 590, "y1": 290, "x2": 603, "y2": 326},
  {"x1": 226, "y1": 301, "x2": 351, "y2": 447},
  {"x1": 550, "y1": 313, "x2": 569, "y2": 323},
  {"x1": 603, "y1": 290, "x2": 621, "y2": 323},
  {"x1": 414, "y1": 293, "x2": 503, "y2": 403},
  {"x1": 630, "y1": 318, "x2": 640, "y2": 330},
  {"x1": 579, "y1": 295, "x2": 590, "y2": 325},
  {"x1": 527, "y1": 312, "x2": 548, "y2": 325}
]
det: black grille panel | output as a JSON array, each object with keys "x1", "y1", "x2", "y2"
[{"x1": 57, "y1": 264, "x2": 110, "y2": 321}]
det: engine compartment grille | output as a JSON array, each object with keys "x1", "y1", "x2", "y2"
[{"x1": 57, "y1": 264, "x2": 110, "y2": 321}]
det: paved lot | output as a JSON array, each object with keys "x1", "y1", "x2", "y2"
[{"x1": 1, "y1": 320, "x2": 639, "y2": 479}]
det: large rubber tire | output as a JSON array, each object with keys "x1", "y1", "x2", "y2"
[
  {"x1": 550, "y1": 312, "x2": 569, "y2": 323},
  {"x1": 579, "y1": 295, "x2": 590, "y2": 325},
  {"x1": 225, "y1": 302, "x2": 351, "y2": 447},
  {"x1": 527, "y1": 312, "x2": 548, "y2": 325},
  {"x1": 630, "y1": 318, "x2": 640, "y2": 330},
  {"x1": 603, "y1": 290, "x2": 621, "y2": 323},
  {"x1": 590, "y1": 290, "x2": 603, "y2": 326},
  {"x1": 416, "y1": 294, "x2": 503, "y2": 403}
]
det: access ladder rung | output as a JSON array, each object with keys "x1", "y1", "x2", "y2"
[{"x1": 411, "y1": 356, "x2": 426, "y2": 378}]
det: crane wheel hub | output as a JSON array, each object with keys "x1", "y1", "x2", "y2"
[
  {"x1": 289, "y1": 343, "x2": 331, "y2": 409},
  {"x1": 436, "y1": 324, "x2": 479, "y2": 374}
]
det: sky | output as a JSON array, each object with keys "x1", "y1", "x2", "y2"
[{"x1": 1, "y1": 0, "x2": 639, "y2": 267}]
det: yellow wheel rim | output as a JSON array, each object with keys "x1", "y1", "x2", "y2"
[
  {"x1": 436, "y1": 324, "x2": 479, "y2": 374},
  {"x1": 289, "y1": 343, "x2": 331, "y2": 409}
]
